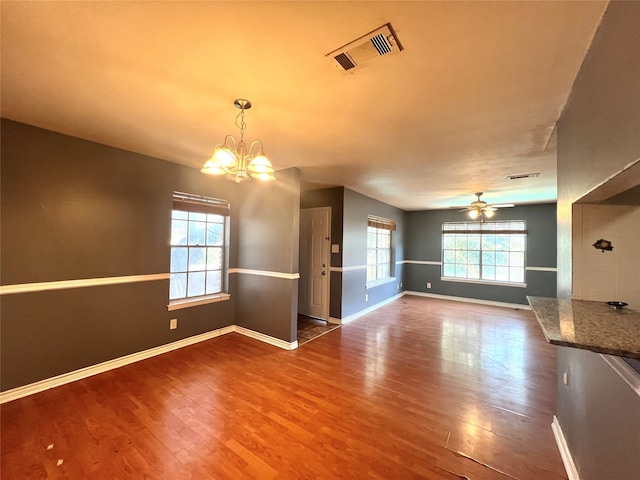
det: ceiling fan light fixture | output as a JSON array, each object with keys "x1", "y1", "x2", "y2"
[{"x1": 460, "y1": 192, "x2": 511, "y2": 221}]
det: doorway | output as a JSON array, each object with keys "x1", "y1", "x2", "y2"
[{"x1": 298, "y1": 207, "x2": 333, "y2": 343}]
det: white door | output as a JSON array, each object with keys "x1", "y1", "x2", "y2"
[{"x1": 298, "y1": 207, "x2": 330, "y2": 320}]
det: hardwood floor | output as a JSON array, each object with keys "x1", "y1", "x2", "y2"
[{"x1": 1, "y1": 296, "x2": 566, "y2": 479}]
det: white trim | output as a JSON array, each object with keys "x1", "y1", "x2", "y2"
[
  {"x1": 402, "y1": 260, "x2": 442, "y2": 265},
  {"x1": 330, "y1": 291, "x2": 531, "y2": 325},
  {"x1": 168, "y1": 293, "x2": 231, "y2": 311},
  {"x1": 0, "y1": 273, "x2": 170, "y2": 296},
  {"x1": 338, "y1": 292, "x2": 407, "y2": 325},
  {"x1": 330, "y1": 265, "x2": 366, "y2": 273},
  {"x1": 0, "y1": 324, "x2": 297, "y2": 405},
  {"x1": 552, "y1": 416, "x2": 580, "y2": 480},
  {"x1": 233, "y1": 326, "x2": 298, "y2": 351},
  {"x1": 406, "y1": 291, "x2": 531, "y2": 310},
  {"x1": 526, "y1": 266, "x2": 558, "y2": 272},
  {"x1": 0, "y1": 327, "x2": 232, "y2": 404},
  {"x1": 600, "y1": 355, "x2": 640, "y2": 396},
  {"x1": 441, "y1": 277, "x2": 527, "y2": 288},
  {"x1": 229, "y1": 268, "x2": 300, "y2": 280}
]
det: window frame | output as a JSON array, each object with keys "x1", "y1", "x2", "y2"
[
  {"x1": 168, "y1": 192, "x2": 231, "y2": 311},
  {"x1": 366, "y1": 215, "x2": 396, "y2": 287},
  {"x1": 441, "y1": 220, "x2": 527, "y2": 288}
]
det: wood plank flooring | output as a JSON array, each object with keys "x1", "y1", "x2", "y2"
[{"x1": 1, "y1": 296, "x2": 567, "y2": 479}]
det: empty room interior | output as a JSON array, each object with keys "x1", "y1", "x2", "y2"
[{"x1": 1, "y1": 2, "x2": 639, "y2": 479}]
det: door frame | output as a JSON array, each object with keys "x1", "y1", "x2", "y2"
[{"x1": 298, "y1": 206, "x2": 331, "y2": 321}]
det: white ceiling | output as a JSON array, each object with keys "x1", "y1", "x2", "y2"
[{"x1": 1, "y1": 1, "x2": 608, "y2": 210}]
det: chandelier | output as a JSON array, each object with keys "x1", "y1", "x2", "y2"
[{"x1": 201, "y1": 99, "x2": 275, "y2": 182}]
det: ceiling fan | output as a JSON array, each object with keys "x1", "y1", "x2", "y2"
[{"x1": 453, "y1": 192, "x2": 514, "y2": 220}]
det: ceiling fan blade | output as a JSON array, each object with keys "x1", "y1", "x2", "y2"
[
  {"x1": 449, "y1": 206, "x2": 472, "y2": 210},
  {"x1": 492, "y1": 203, "x2": 515, "y2": 208}
]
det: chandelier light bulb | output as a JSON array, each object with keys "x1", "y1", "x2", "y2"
[
  {"x1": 201, "y1": 158, "x2": 225, "y2": 175},
  {"x1": 248, "y1": 154, "x2": 274, "y2": 174},
  {"x1": 251, "y1": 172, "x2": 276, "y2": 182},
  {"x1": 213, "y1": 147, "x2": 237, "y2": 168}
]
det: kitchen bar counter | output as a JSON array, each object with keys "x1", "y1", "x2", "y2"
[{"x1": 527, "y1": 296, "x2": 640, "y2": 359}]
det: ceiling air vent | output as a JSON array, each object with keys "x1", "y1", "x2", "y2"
[
  {"x1": 507, "y1": 173, "x2": 540, "y2": 180},
  {"x1": 326, "y1": 23, "x2": 403, "y2": 74}
]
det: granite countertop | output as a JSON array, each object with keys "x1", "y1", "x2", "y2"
[{"x1": 527, "y1": 296, "x2": 640, "y2": 359}]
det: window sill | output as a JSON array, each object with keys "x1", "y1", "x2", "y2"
[
  {"x1": 168, "y1": 293, "x2": 231, "y2": 311},
  {"x1": 366, "y1": 277, "x2": 396, "y2": 289},
  {"x1": 441, "y1": 277, "x2": 527, "y2": 288}
]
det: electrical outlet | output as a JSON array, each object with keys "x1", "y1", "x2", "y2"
[
  {"x1": 365, "y1": 294, "x2": 368, "y2": 302},
  {"x1": 170, "y1": 318, "x2": 178, "y2": 330},
  {"x1": 400, "y1": 282, "x2": 403, "y2": 288},
  {"x1": 427, "y1": 282, "x2": 432, "y2": 289}
]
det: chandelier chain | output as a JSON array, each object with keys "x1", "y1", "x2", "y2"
[{"x1": 236, "y1": 110, "x2": 246, "y2": 143}]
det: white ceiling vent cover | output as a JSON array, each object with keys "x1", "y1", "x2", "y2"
[{"x1": 326, "y1": 23, "x2": 403, "y2": 74}]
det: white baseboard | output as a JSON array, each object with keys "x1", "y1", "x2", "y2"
[
  {"x1": 0, "y1": 291, "x2": 534, "y2": 404},
  {"x1": 552, "y1": 416, "x2": 580, "y2": 480},
  {"x1": 406, "y1": 291, "x2": 531, "y2": 310},
  {"x1": 0, "y1": 324, "x2": 296, "y2": 404},
  {"x1": 338, "y1": 292, "x2": 407, "y2": 325},
  {"x1": 233, "y1": 325, "x2": 298, "y2": 351}
]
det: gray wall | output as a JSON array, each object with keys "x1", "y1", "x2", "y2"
[
  {"x1": 557, "y1": 2, "x2": 640, "y2": 299},
  {"x1": 404, "y1": 204, "x2": 557, "y2": 305},
  {"x1": 235, "y1": 168, "x2": 300, "y2": 343},
  {"x1": 300, "y1": 187, "x2": 406, "y2": 320},
  {"x1": 341, "y1": 189, "x2": 405, "y2": 318},
  {"x1": 555, "y1": 2, "x2": 640, "y2": 479},
  {"x1": 1, "y1": 119, "x2": 299, "y2": 391},
  {"x1": 557, "y1": 348, "x2": 640, "y2": 480},
  {"x1": 301, "y1": 187, "x2": 344, "y2": 318},
  {"x1": 300, "y1": 189, "x2": 556, "y2": 317}
]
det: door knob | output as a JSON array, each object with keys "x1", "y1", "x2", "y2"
[{"x1": 322, "y1": 271, "x2": 326, "y2": 276}]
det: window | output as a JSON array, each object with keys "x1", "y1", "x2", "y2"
[
  {"x1": 367, "y1": 215, "x2": 396, "y2": 284},
  {"x1": 442, "y1": 221, "x2": 527, "y2": 286},
  {"x1": 169, "y1": 192, "x2": 229, "y2": 306}
]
